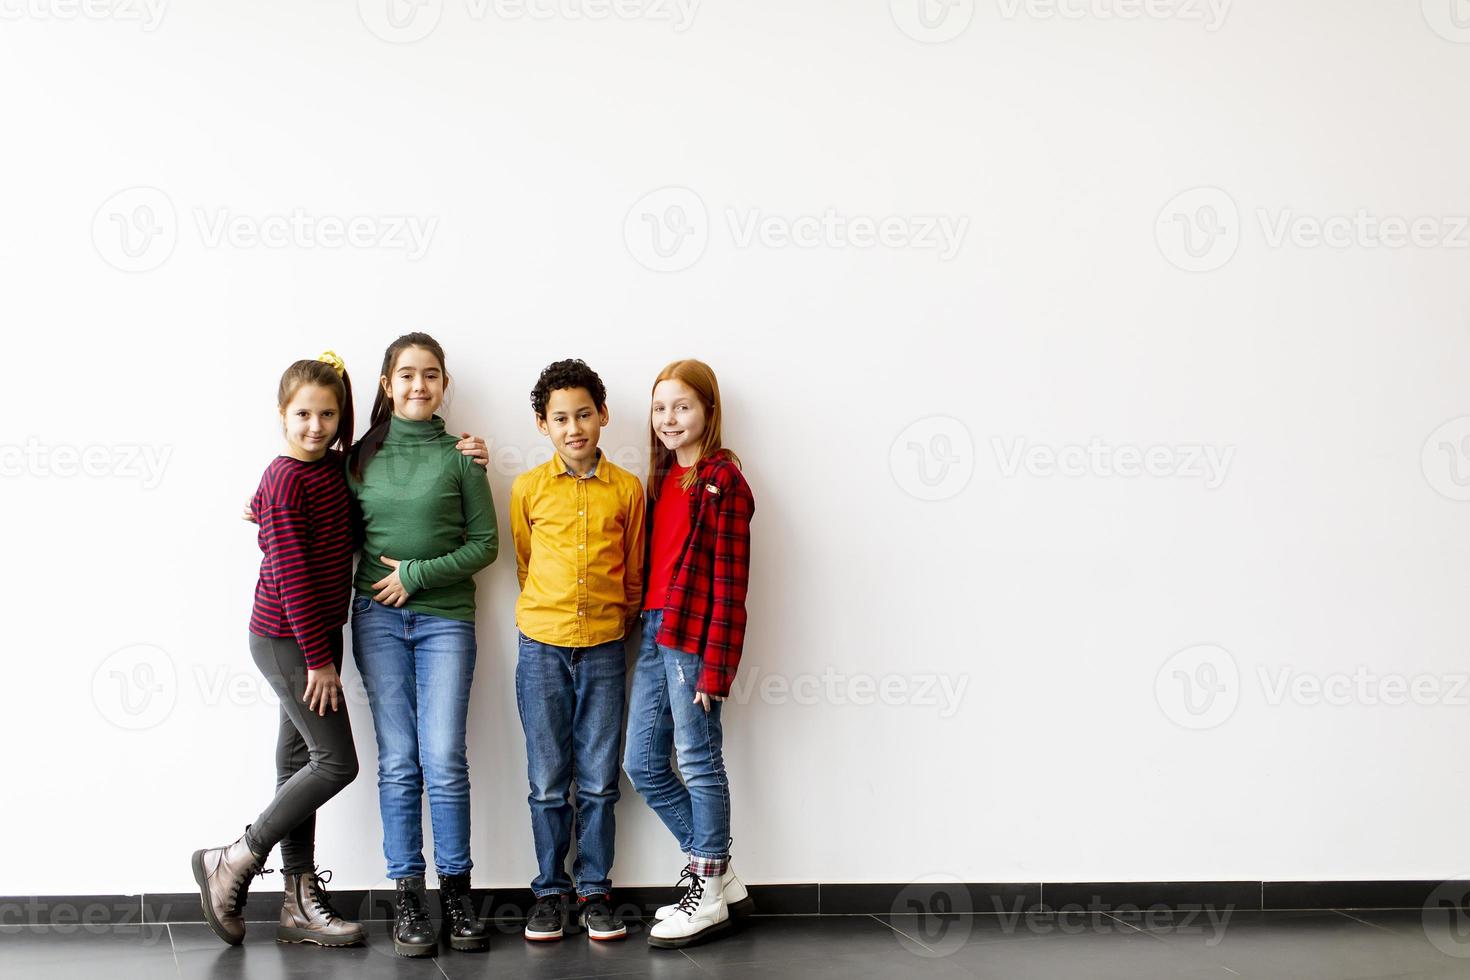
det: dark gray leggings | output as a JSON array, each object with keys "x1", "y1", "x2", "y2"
[{"x1": 245, "y1": 631, "x2": 359, "y2": 873}]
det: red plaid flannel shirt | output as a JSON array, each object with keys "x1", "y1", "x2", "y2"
[{"x1": 649, "y1": 451, "x2": 754, "y2": 698}]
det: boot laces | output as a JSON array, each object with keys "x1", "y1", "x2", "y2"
[
  {"x1": 445, "y1": 880, "x2": 475, "y2": 921},
  {"x1": 398, "y1": 884, "x2": 427, "y2": 926},
  {"x1": 674, "y1": 867, "x2": 706, "y2": 915},
  {"x1": 307, "y1": 869, "x2": 342, "y2": 922},
  {"x1": 230, "y1": 865, "x2": 272, "y2": 915}
]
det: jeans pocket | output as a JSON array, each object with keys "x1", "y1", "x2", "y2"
[{"x1": 352, "y1": 595, "x2": 373, "y2": 615}]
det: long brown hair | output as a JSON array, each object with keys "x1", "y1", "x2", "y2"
[
  {"x1": 348, "y1": 332, "x2": 448, "y2": 479},
  {"x1": 278, "y1": 357, "x2": 354, "y2": 455},
  {"x1": 648, "y1": 358, "x2": 740, "y2": 500}
]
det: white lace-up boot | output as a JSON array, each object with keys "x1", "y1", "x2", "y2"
[
  {"x1": 655, "y1": 864, "x2": 752, "y2": 920},
  {"x1": 648, "y1": 868, "x2": 733, "y2": 948}
]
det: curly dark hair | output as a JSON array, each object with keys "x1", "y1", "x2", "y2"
[{"x1": 531, "y1": 358, "x2": 607, "y2": 419}]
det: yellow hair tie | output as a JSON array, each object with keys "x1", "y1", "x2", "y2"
[{"x1": 316, "y1": 350, "x2": 346, "y2": 377}]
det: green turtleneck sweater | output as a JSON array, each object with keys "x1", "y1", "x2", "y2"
[{"x1": 349, "y1": 415, "x2": 498, "y2": 622}]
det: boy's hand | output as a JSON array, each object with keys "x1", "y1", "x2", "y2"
[
  {"x1": 456, "y1": 432, "x2": 490, "y2": 469},
  {"x1": 373, "y1": 556, "x2": 411, "y2": 607},
  {"x1": 242, "y1": 498, "x2": 257, "y2": 523}
]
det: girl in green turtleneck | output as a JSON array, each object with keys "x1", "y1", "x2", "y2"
[{"x1": 347, "y1": 331, "x2": 498, "y2": 957}]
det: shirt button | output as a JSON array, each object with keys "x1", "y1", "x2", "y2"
[
  {"x1": 578, "y1": 544, "x2": 584, "y2": 549},
  {"x1": 577, "y1": 611, "x2": 584, "y2": 616},
  {"x1": 578, "y1": 579, "x2": 584, "y2": 584},
  {"x1": 578, "y1": 510, "x2": 584, "y2": 516}
]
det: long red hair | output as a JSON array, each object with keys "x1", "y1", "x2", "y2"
[{"x1": 648, "y1": 359, "x2": 740, "y2": 500}]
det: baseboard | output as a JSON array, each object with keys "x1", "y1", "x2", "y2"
[{"x1": 2, "y1": 881, "x2": 1464, "y2": 925}]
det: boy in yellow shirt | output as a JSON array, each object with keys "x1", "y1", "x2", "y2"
[{"x1": 510, "y1": 358, "x2": 646, "y2": 943}]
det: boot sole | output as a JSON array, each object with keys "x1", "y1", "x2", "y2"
[
  {"x1": 648, "y1": 915, "x2": 735, "y2": 950},
  {"x1": 393, "y1": 938, "x2": 437, "y2": 957},
  {"x1": 655, "y1": 894, "x2": 757, "y2": 923},
  {"x1": 523, "y1": 928, "x2": 563, "y2": 942},
  {"x1": 276, "y1": 928, "x2": 364, "y2": 947},
  {"x1": 190, "y1": 849, "x2": 243, "y2": 947},
  {"x1": 449, "y1": 934, "x2": 489, "y2": 951}
]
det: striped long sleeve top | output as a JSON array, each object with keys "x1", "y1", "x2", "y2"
[{"x1": 249, "y1": 450, "x2": 355, "y2": 669}]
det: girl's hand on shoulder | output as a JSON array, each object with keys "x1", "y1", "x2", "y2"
[
  {"x1": 693, "y1": 691, "x2": 726, "y2": 713},
  {"x1": 456, "y1": 432, "x2": 490, "y2": 469},
  {"x1": 372, "y1": 556, "x2": 411, "y2": 607},
  {"x1": 303, "y1": 663, "x2": 342, "y2": 716}
]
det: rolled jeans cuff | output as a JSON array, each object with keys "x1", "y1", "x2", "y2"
[{"x1": 688, "y1": 853, "x2": 729, "y2": 877}]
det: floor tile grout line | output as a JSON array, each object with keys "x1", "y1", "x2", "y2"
[
  {"x1": 165, "y1": 922, "x2": 183, "y2": 980},
  {"x1": 1099, "y1": 910, "x2": 1147, "y2": 935},
  {"x1": 1334, "y1": 908, "x2": 1409, "y2": 937},
  {"x1": 867, "y1": 911, "x2": 939, "y2": 954},
  {"x1": 678, "y1": 944, "x2": 712, "y2": 973}
]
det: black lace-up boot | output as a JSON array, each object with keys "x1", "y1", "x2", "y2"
[{"x1": 393, "y1": 875, "x2": 437, "y2": 957}]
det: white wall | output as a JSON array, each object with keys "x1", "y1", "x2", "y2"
[{"x1": 4, "y1": 0, "x2": 1470, "y2": 895}]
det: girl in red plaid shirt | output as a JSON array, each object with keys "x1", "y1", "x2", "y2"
[{"x1": 623, "y1": 359, "x2": 757, "y2": 950}]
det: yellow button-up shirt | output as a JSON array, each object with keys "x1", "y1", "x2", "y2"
[{"x1": 510, "y1": 450, "x2": 647, "y2": 647}]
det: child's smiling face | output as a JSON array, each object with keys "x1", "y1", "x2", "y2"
[
  {"x1": 538, "y1": 386, "x2": 607, "y2": 472},
  {"x1": 383, "y1": 345, "x2": 445, "y2": 421},
  {"x1": 651, "y1": 378, "x2": 707, "y2": 459},
  {"x1": 281, "y1": 383, "x2": 341, "y2": 462}
]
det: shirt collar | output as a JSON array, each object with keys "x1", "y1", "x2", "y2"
[{"x1": 548, "y1": 447, "x2": 608, "y2": 482}]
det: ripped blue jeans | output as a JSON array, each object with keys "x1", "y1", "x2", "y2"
[{"x1": 622, "y1": 608, "x2": 730, "y2": 871}]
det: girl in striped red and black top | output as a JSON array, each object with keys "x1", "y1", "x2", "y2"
[{"x1": 191, "y1": 353, "x2": 367, "y2": 949}]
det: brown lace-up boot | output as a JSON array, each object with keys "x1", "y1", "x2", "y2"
[
  {"x1": 278, "y1": 869, "x2": 366, "y2": 947},
  {"x1": 191, "y1": 831, "x2": 269, "y2": 946}
]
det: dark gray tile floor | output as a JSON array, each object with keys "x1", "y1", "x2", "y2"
[{"x1": 8, "y1": 910, "x2": 1470, "y2": 979}]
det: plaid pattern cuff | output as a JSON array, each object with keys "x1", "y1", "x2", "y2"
[{"x1": 688, "y1": 854, "x2": 729, "y2": 878}]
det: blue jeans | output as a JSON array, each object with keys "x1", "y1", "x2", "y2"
[
  {"x1": 623, "y1": 608, "x2": 730, "y2": 866},
  {"x1": 514, "y1": 630, "x2": 626, "y2": 897},
  {"x1": 351, "y1": 595, "x2": 477, "y2": 879}
]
